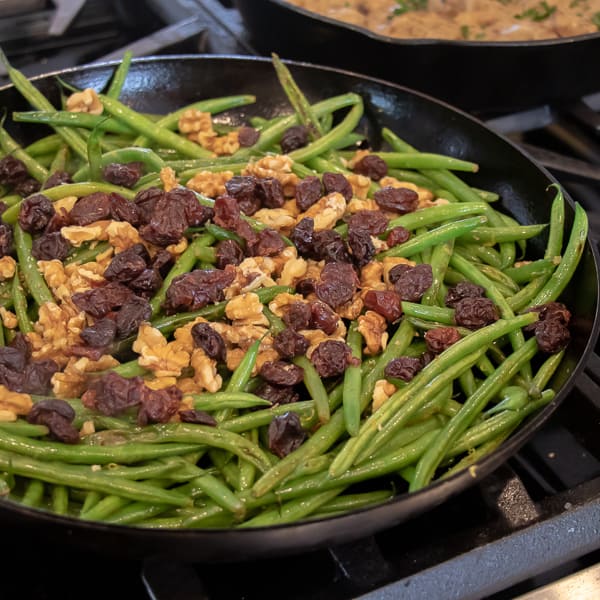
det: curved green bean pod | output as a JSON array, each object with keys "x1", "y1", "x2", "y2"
[
  {"x1": 14, "y1": 224, "x2": 54, "y2": 306},
  {"x1": 105, "y1": 50, "x2": 132, "y2": 99},
  {"x1": 343, "y1": 322, "x2": 363, "y2": 436},
  {"x1": 385, "y1": 202, "x2": 487, "y2": 233},
  {"x1": 72, "y1": 147, "x2": 166, "y2": 182},
  {"x1": 13, "y1": 110, "x2": 136, "y2": 134},
  {"x1": 459, "y1": 223, "x2": 547, "y2": 245},
  {"x1": 294, "y1": 355, "x2": 330, "y2": 425}
]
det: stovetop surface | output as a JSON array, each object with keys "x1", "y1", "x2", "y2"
[{"x1": 2, "y1": 1, "x2": 600, "y2": 599}]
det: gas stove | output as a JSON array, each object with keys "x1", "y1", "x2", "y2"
[{"x1": 2, "y1": 2, "x2": 600, "y2": 599}]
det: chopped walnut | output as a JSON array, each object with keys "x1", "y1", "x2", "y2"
[
  {"x1": 212, "y1": 322, "x2": 271, "y2": 351},
  {"x1": 283, "y1": 198, "x2": 301, "y2": 217},
  {"x1": 0, "y1": 409, "x2": 17, "y2": 422},
  {"x1": 54, "y1": 195, "x2": 78, "y2": 213},
  {"x1": 0, "y1": 384, "x2": 32, "y2": 416},
  {"x1": 346, "y1": 149, "x2": 371, "y2": 169},
  {"x1": 190, "y1": 348, "x2": 222, "y2": 392},
  {"x1": 61, "y1": 221, "x2": 110, "y2": 246},
  {"x1": 225, "y1": 291, "x2": 269, "y2": 327},
  {"x1": 277, "y1": 256, "x2": 308, "y2": 287},
  {"x1": 269, "y1": 245, "x2": 297, "y2": 275},
  {"x1": 0, "y1": 256, "x2": 16, "y2": 280},
  {"x1": 170, "y1": 316, "x2": 209, "y2": 354},
  {"x1": 39, "y1": 258, "x2": 106, "y2": 305},
  {"x1": 300, "y1": 319, "x2": 347, "y2": 357},
  {"x1": 66, "y1": 88, "x2": 103, "y2": 115},
  {"x1": 256, "y1": 348, "x2": 280, "y2": 372},
  {"x1": 268, "y1": 292, "x2": 306, "y2": 317},
  {"x1": 382, "y1": 256, "x2": 416, "y2": 287},
  {"x1": 29, "y1": 302, "x2": 86, "y2": 366},
  {"x1": 337, "y1": 294, "x2": 364, "y2": 320},
  {"x1": 51, "y1": 354, "x2": 119, "y2": 398},
  {"x1": 80, "y1": 420, "x2": 95, "y2": 436},
  {"x1": 346, "y1": 197, "x2": 379, "y2": 213},
  {"x1": 297, "y1": 192, "x2": 346, "y2": 231},
  {"x1": 346, "y1": 173, "x2": 371, "y2": 200},
  {"x1": 252, "y1": 208, "x2": 296, "y2": 232},
  {"x1": 179, "y1": 109, "x2": 214, "y2": 140},
  {"x1": 358, "y1": 310, "x2": 389, "y2": 355},
  {"x1": 360, "y1": 261, "x2": 386, "y2": 291},
  {"x1": 160, "y1": 167, "x2": 179, "y2": 192},
  {"x1": 224, "y1": 257, "x2": 277, "y2": 298},
  {"x1": 372, "y1": 379, "x2": 397, "y2": 412},
  {"x1": 243, "y1": 154, "x2": 299, "y2": 197},
  {"x1": 133, "y1": 323, "x2": 191, "y2": 378},
  {"x1": 165, "y1": 237, "x2": 188, "y2": 257},
  {"x1": 0, "y1": 307, "x2": 17, "y2": 329},
  {"x1": 208, "y1": 132, "x2": 240, "y2": 156},
  {"x1": 106, "y1": 220, "x2": 144, "y2": 253},
  {"x1": 226, "y1": 347, "x2": 245, "y2": 372},
  {"x1": 186, "y1": 170, "x2": 234, "y2": 197},
  {"x1": 145, "y1": 377, "x2": 179, "y2": 390}
]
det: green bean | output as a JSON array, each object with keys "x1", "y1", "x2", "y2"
[
  {"x1": 149, "y1": 233, "x2": 215, "y2": 315},
  {"x1": 13, "y1": 110, "x2": 136, "y2": 134},
  {"x1": 421, "y1": 239, "x2": 454, "y2": 306},
  {"x1": 474, "y1": 265, "x2": 520, "y2": 297},
  {"x1": 530, "y1": 203, "x2": 588, "y2": 306},
  {"x1": 0, "y1": 123, "x2": 48, "y2": 182},
  {"x1": 0, "y1": 448, "x2": 190, "y2": 506},
  {"x1": 532, "y1": 350, "x2": 565, "y2": 391},
  {"x1": 106, "y1": 50, "x2": 132, "y2": 99},
  {"x1": 294, "y1": 355, "x2": 330, "y2": 425},
  {"x1": 456, "y1": 243, "x2": 503, "y2": 270},
  {"x1": 377, "y1": 216, "x2": 487, "y2": 260},
  {"x1": 48, "y1": 143, "x2": 69, "y2": 177},
  {"x1": 0, "y1": 421, "x2": 48, "y2": 436},
  {"x1": 86, "y1": 122, "x2": 105, "y2": 181},
  {"x1": 507, "y1": 276, "x2": 548, "y2": 312},
  {"x1": 14, "y1": 224, "x2": 54, "y2": 306},
  {"x1": 226, "y1": 337, "x2": 261, "y2": 395},
  {"x1": 343, "y1": 322, "x2": 363, "y2": 436},
  {"x1": 331, "y1": 313, "x2": 536, "y2": 475},
  {"x1": 503, "y1": 258, "x2": 558, "y2": 284},
  {"x1": 100, "y1": 94, "x2": 213, "y2": 158},
  {"x1": 133, "y1": 94, "x2": 256, "y2": 147},
  {"x1": 410, "y1": 337, "x2": 538, "y2": 490},
  {"x1": 187, "y1": 392, "x2": 271, "y2": 411},
  {"x1": 311, "y1": 489, "x2": 394, "y2": 517},
  {"x1": 545, "y1": 184, "x2": 566, "y2": 260},
  {"x1": 64, "y1": 241, "x2": 112, "y2": 265},
  {"x1": 272, "y1": 53, "x2": 323, "y2": 140},
  {"x1": 25, "y1": 133, "x2": 62, "y2": 156},
  {"x1": 72, "y1": 147, "x2": 165, "y2": 182},
  {"x1": 362, "y1": 151, "x2": 479, "y2": 172},
  {"x1": 401, "y1": 302, "x2": 455, "y2": 325},
  {"x1": 51, "y1": 485, "x2": 69, "y2": 515},
  {"x1": 288, "y1": 99, "x2": 364, "y2": 163},
  {"x1": 21, "y1": 479, "x2": 45, "y2": 507},
  {"x1": 458, "y1": 368, "x2": 478, "y2": 397},
  {"x1": 485, "y1": 385, "x2": 529, "y2": 415},
  {"x1": 12, "y1": 267, "x2": 33, "y2": 333},
  {"x1": 387, "y1": 168, "x2": 438, "y2": 190},
  {"x1": 459, "y1": 223, "x2": 547, "y2": 245}
]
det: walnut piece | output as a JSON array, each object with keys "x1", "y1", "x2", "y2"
[
  {"x1": 0, "y1": 384, "x2": 32, "y2": 417},
  {"x1": 186, "y1": 170, "x2": 234, "y2": 197},
  {"x1": 0, "y1": 256, "x2": 16, "y2": 280},
  {"x1": 297, "y1": 192, "x2": 346, "y2": 230},
  {"x1": 243, "y1": 154, "x2": 299, "y2": 197},
  {"x1": 372, "y1": 379, "x2": 397, "y2": 412},
  {"x1": 160, "y1": 167, "x2": 179, "y2": 192},
  {"x1": 133, "y1": 323, "x2": 191, "y2": 378},
  {"x1": 358, "y1": 310, "x2": 389, "y2": 355},
  {"x1": 66, "y1": 88, "x2": 103, "y2": 115}
]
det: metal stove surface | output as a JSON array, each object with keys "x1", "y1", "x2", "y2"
[{"x1": 1, "y1": 1, "x2": 600, "y2": 599}]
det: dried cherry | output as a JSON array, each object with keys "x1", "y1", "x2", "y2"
[
  {"x1": 384, "y1": 357, "x2": 423, "y2": 382},
  {"x1": 273, "y1": 328, "x2": 309, "y2": 359},
  {"x1": 363, "y1": 290, "x2": 402, "y2": 322},
  {"x1": 425, "y1": 327, "x2": 462, "y2": 354},
  {"x1": 444, "y1": 281, "x2": 485, "y2": 308},
  {"x1": 353, "y1": 154, "x2": 388, "y2": 181},
  {"x1": 31, "y1": 232, "x2": 70, "y2": 261},
  {"x1": 191, "y1": 322, "x2": 226, "y2": 362},
  {"x1": 374, "y1": 186, "x2": 419, "y2": 214},
  {"x1": 268, "y1": 412, "x2": 306, "y2": 458},
  {"x1": 295, "y1": 176, "x2": 322, "y2": 212},
  {"x1": 280, "y1": 125, "x2": 309, "y2": 154},
  {"x1": 393, "y1": 264, "x2": 433, "y2": 302},
  {"x1": 69, "y1": 192, "x2": 112, "y2": 225},
  {"x1": 322, "y1": 172, "x2": 353, "y2": 202},
  {"x1": 454, "y1": 297, "x2": 499, "y2": 329},
  {"x1": 259, "y1": 360, "x2": 304, "y2": 386},
  {"x1": 18, "y1": 194, "x2": 55, "y2": 233},
  {"x1": 103, "y1": 162, "x2": 144, "y2": 188},
  {"x1": 310, "y1": 340, "x2": 354, "y2": 378}
]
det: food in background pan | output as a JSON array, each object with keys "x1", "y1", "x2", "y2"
[
  {"x1": 287, "y1": 0, "x2": 600, "y2": 40},
  {"x1": 0, "y1": 52, "x2": 587, "y2": 528}
]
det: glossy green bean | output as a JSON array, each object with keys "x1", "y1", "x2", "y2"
[
  {"x1": 14, "y1": 224, "x2": 54, "y2": 306},
  {"x1": 343, "y1": 322, "x2": 363, "y2": 436}
]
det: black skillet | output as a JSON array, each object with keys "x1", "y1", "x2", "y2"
[
  {"x1": 235, "y1": 0, "x2": 600, "y2": 114},
  {"x1": 0, "y1": 55, "x2": 598, "y2": 562}
]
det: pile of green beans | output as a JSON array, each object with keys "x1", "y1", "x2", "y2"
[{"x1": 0, "y1": 52, "x2": 588, "y2": 529}]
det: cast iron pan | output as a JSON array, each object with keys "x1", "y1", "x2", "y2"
[
  {"x1": 0, "y1": 56, "x2": 598, "y2": 562},
  {"x1": 235, "y1": 0, "x2": 600, "y2": 114}
]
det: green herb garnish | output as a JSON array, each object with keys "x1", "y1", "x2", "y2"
[
  {"x1": 391, "y1": 0, "x2": 428, "y2": 17},
  {"x1": 514, "y1": 1, "x2": 557, "y2": 21}
]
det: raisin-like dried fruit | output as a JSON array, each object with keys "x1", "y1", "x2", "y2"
[
  {"x1": 444, "y1": 281, "x2": 485, "y2": 308},
  {"x1": 348, "y1": 227, "x2": 375, "y2": 267},
  {"x1": 69, "y1": 192, "x2": 112, "y2": 225},
  {"x1": 374, "y1": 186, "x2": 419, "y2": 214},
  {"x1": 152, "y1": 249, "x2": 174, "y2": 277},
  {"x1": 80, "y1": 318, "x2": 118, "y2": 348},
  {"x1": 104, "y1": 246, "x2": 148, "y2": 283},
  {"x1": 27, "y1": 399, "x2": 79, "y2": 444},
  {"x1": 164, "y1": 268, "x2": 235, "y2": 314},
  {"x1": 524, "y1": 301, "x2": 571, "y2": 332},
  {"x1": 393, "y1": 263, "x2": 433, "y2": 302},
  {"x1": 20, "y1": 360, "x2": 59, "y2": 395},
  {"x1": 295, "y1": 176, "x2": 322, "y2": 212},
  {"x1": 134, "y1": 187, "x2": 164, "y2": 225},
  {"x1": 386, "y1": 226, "x2": 410, "y2": 247},
  {"x1": 18, "y1": 194, "x2": 55, "y2": 233},
  {"x1": 425, "y1": 327, "x2": 462, "y2": 354},
  {"x1": 347, "y1": 210, "x2": 388, "y2": 235},
  {"x1": 353, "y1": 154, "x2": 388, "y2": 181},
  {"x1": 214, "y1": 194, "x2": 242, "y2": 230},
  {"x1": 179, "y1": 409, "x2": 218, "y2": 426},
  {"x1": 280, "y1": 125, "x2": 309, "y2": 154},
  {"x1": 250, "y1": 228, "x2": 285, "y2": 257},
  {"x1": 31, "y1": 232, "x2": 70, "y2": 261},
  {"x1": 384, "y1": 357, "x2": 423, "y2": 382},
  {"x1": 256, "y1": 177, "x2": 285, "y2": 209},
  {"x1": 10, "y1": 333, "x2": 31, "y2": 362},
  {"x1": 296, "y1": 278, "x2": 316, "y2": 297},
  {"x1": 312, "y1": 229, "x2": 352, "y2": 263},
  {"x1": 110, "y1": 192, "x2": 140, "y2": 226},
  {"x1": 534, "y1": 319, "x2": 571, "y2": 353},
  {"x1": 315, "y1": 262, "x2": 358, "y2": 308},
  {"x1": 225, "y1": 176, "x2": 261, "y2": 216},
  {"x1": 283, "y1": 302, "x2": 312, "y2": 331},
  {"x1": 273, "y1": 328, "x2": 309, "y2": 359},
  {"x1": 14, "y1": 178, "x2": 41, "y2": 197},
  {"x1": 191, "y1": 322, "x2": 226, "y2": 362},
  {"x1": 268, "y1": 412, "x2": 306, "y2": 458},
  {"x1": 216, "y1": 239, "x2": 245, "y2": 269},
  {"x1": 82, "y1": 372, "x2": 144, "y2": 415},
  {"x1": 43, "y1": 170, "x2": 71, "y2": 189},
  {"x1": 363, "y1": 290, "x2": 402, "y2": 322},
  {"x1": 0, "y1": 155, "x2": 27, "y2": 185},
  {"x1": 115, "y1": 296, "x2": 152, "y2": 339},
  {"x1": 454, "y1": 297, "x2": 499, "y2": 330},
  {"x1": 322, "y1": 172, "x2": 353, "y2": 202},
  {"x1": 256, "y1": 382, "x2": 299, "y2": 406},
  {"x1": 139, "y1": 192, "x2": 188, "y2": 246},
  {"x1": 311, "y1": 340, "x2": 353, "y2": 378},
  {"x1": 0, "y1": 223, "x2": 12, "y2": 257},
  {"x1": 260, "y1": 360, "x2": 304, "y2": 386},
  {"x1": 72, "y1": 281, "x2": 135, "y2": 318},
  {"x1": 310, "y1": 300, "x2": 339, "y2": 334},
  {"x1": 238, "y1": 126, "x2": 260, "y2": 147},
  {"x1": 137, "y1": 385, "x2": 181, "y2": 426},
  {"x1": 290, "y1": 217, "x2": 315, "y2": 256},
  {"x1": 129, "y1": 268, "x2": 163, "y2": 297},
  {"x1": 103, "y1": 162, "x2": 144, "y2": 188},
  {"x1": 0, "y1": 346, "x2": 28, "y2": 372},
  {"x1": 388, "y1": 263, "x2": 413, "y2": 285}
]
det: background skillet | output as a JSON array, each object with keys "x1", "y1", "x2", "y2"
[{"x1": 0, "y1": 55, "x2": 597, "y2": 562}]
